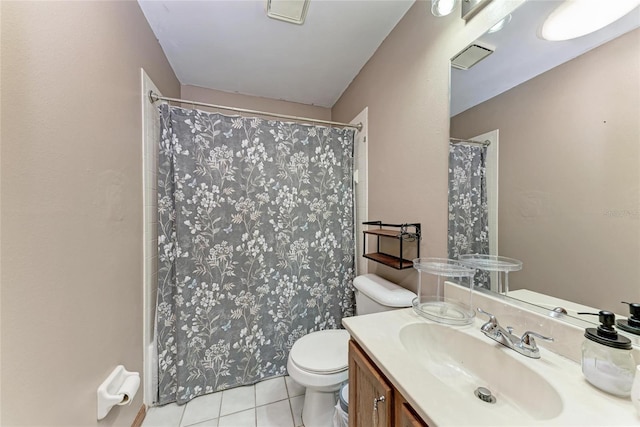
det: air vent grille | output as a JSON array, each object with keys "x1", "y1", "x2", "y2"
[
  {"x1": 451, "y1": 43, "x2": 495, "y2": 70},
  {"x1": 266, "y1": 0, "x2": 310, "y2": 25}
]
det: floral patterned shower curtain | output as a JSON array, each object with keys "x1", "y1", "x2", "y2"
[
  {"x1": 156, "y1": 104, "x2": 355, "y2": 405},
  {"x1": 448, "y1": 143, "x2": 490, "y2": 288}
]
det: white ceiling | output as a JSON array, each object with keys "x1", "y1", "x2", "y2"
[
  {"x1": 138, "y1": 0, "x2": 415, "y2": 108},
  {"x1": 451, "y1": 1, "x2": 640, "y2": 116}
]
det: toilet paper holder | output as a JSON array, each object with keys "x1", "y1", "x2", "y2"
[{"x1": 97, "y1": 365, "x2": 140, "y2": 420}]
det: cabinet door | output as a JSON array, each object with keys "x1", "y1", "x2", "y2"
[
  {"x1": 348, "y1": 340, "x2": 393, "y2": 427},
  {"x1": 397, "y1": 403, "x2": 428, "y2": 427},
  {"x1": 394, "y1": 391, "x2": 429, "y2": 427}
]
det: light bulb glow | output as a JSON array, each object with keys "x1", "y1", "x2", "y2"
[
  {"x1": 432, "y1": 0, "x2": 456, "y2": 17},
  {"x1": 542, "y1": 0, "x2": 640, "y2": 41},
  {"x1": 487, "y1": 14, "x2": 512, "y2": 34}
]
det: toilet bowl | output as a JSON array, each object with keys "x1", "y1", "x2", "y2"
[
  {"x1": 287, "y1": 329, "x2": 350, "y2": 427},
  {"x1": 287, "y1": 274, "x2": 416, "y2": 427}
]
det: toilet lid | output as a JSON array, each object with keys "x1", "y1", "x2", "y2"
[{"x1": 290, "y1": 329, "x2": 350, "y2": 374}]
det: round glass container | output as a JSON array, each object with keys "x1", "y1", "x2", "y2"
[
  {"x1": 458, "y1": 254, "x2": 522, "y2": 294},
  {"x1": 412, "y1": 258, "x2": 476, "y2": 325}
]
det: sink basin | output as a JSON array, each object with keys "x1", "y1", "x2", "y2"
[
  {"x1": 344, "y1": 290, "x2": 639, "y2": 426},
  {"x1": 399, "y1": 322, "x2": 563, "y2": 421}
]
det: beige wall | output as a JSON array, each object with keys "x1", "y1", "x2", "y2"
[
  {"x1": 332, "y1": 1, "x2": 523, "y2": 292},
  {"x1": 450, "y1": 29, "x2": 640, "y2": 311},
  {"x1": 1, "y1": 1, "x2": 179, "y2": 425},
  {"x1": 181, "y1": 85, "x2": 331, "y2": 121}
]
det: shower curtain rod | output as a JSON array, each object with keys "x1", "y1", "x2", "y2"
[
  {"x1": 450, "y1": 137, "x2": 491, "y2": 146},
  {"x1": 148, "y1": 91, "x2": 363, "y2": 132}
]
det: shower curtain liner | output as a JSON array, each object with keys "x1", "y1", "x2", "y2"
[
  {"x1": 448, "y1": 143, "x2": 490, "y2": 288},
  {"x1": 156, "y1": 104, "x2": 355, "y2": 405}
]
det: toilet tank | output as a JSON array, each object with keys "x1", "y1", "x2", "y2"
[{"x1": 353, "y1": 274, "x2": 416, "y2": 315}]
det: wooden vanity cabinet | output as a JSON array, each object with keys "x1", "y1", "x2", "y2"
[
  {"x1": 395, "y1": 392, "x2": 428, "y2": 427},
  {"x1": 348, "y1": 340, "x2": 393, "y2": 427},
  {"x1": 348, "y1": 340, "x2": 428, "y2": 427}
]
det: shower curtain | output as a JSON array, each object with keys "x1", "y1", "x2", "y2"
[
  {"x1": 156, "y1": 104, "x2": 355, "y2": 405},
  {"x1": 447, "y1": 143, "x2": 490, "y2": 288}
]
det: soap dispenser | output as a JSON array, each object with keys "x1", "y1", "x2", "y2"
[
  {"x1": 616, "y1": 302, "x2": 640, "y2": 336},
  {"x1": 577, "y1": 310, "x2": 636, "y2": 397}
]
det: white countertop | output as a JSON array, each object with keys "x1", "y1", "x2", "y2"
[{"x1": 343, "y1": 308, "x2": 639, "y2": 426}]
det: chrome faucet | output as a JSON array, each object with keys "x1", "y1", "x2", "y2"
[{"x1": 477, "y1": 308, "x2": 554, "y2": 359}]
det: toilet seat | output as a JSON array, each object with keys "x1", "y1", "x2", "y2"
[
  {"x1": 286, "y1": 275, "x2": 413, "y2": 427},
  {"x1": 289, "y1": 329, "x2": 350, "y2": 374}
]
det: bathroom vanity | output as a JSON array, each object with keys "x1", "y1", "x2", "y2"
[
  {"x1": 343, "y1": 301, "x2": 639, "y2": 426},
  {"x1": 348, "y1": 340, "x2": 426, "y2": 427}
]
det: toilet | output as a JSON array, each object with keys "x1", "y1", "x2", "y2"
[{"x1": 287, "y1": 274, "x2": 416, "y2": 427}]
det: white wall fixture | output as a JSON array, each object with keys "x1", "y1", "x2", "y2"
[
  {"x1": 97, "y1": 365, "x2": 140, "y2": 420},
  {"x1": 542, "y1": 0, "x2": 640, "y2": 41},
  {"x1": 461, "y1": 0, "x2": 492, "y2": 20},
  {"x1": 432, "y1": 0, "x2": 456, "y2": 17},
  {"x1": 266, "y1": 0, "x2": 310, "y2": 25},
  {"x1": 487, "y1": 14, "x2": 511, "y2": 33},
  {"x1": 451, "y1": 42, "x2": 494, "y2": 70}
]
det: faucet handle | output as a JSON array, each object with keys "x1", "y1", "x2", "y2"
[
  {"x1": 477, "y1": 308, "x2": 498, "y2": 325},
  {"x1": 477, "y1": 308, "x2": 500, "y2": 334},
  {"x1": 520, "y1": 331, "x2": 554, "y2": 348}
]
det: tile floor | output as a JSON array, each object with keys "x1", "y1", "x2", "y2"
[{"x1": 143, "y1": 376, "x2": 306, "y2": 427}]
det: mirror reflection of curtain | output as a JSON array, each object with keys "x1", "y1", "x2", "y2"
[
  {"x1": 448, "y1": 143, "x2": 490, "y2": 288},
  {"x1": 156, "y1": 104, "x2": 356, "y2": 405}
]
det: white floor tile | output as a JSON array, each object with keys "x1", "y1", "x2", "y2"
[
  {"x1": 186, "y1": 419, "x2": 218, "y2": 427},
  {"x1": 256, "y1": 400, "x2": 294, "y2": 427},
  {"x1": 144, "y1": 379, "x2": 308, "y2": 427},
  {"x1": 218, "y1": 408, "x2": 256, "y2": 427},
  {"x1": 284, "y1": 376, "x2": 305, "y2": 398},
  {"x1": 255, "y1": 377, "x2": 288, "y2": 406},
  {"x1": 143, "y1": 403, "x2": 185, "y2": 427},
  {"x1": 181, "y1": 391, "x2": 223, "y2": 426},
  {"x1": 220, "y1": 385, "x2": 256, "y2": 416},
  {"x1": 289, "y1": 395, "x2": 304, "y2": 427}
]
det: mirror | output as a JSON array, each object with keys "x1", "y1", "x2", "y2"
[{"x1": 449, "y1": 0, "x2": 640, "y2": 323}]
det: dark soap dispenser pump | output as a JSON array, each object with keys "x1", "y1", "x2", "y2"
[
  {"x1": 616, "y1": 302, "x2": 640, "y2": 336},
  {"x1": 577, "y1": 310, "x2": 635, "y2": 397}
]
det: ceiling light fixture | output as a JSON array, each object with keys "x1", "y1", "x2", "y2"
[
  {"x1": 432, "y1": 0, "x2": 456, "y2": 17},
  {"x1": 487, "y1": 14, "x2": 512, "y2": 34},
  {"x1": 266, "y1": 0, "x2": 310, "y2": 25},
  {"x1": 541, "y1": 0, "x2": 640, "y2": 41}
]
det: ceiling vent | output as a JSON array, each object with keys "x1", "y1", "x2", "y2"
[
  {"x1": 451, "y1": 42, "x2": 495, "y2": 70},
  {"x1": 266, "y1": 0, "x2": 310, "y2": 25}
]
